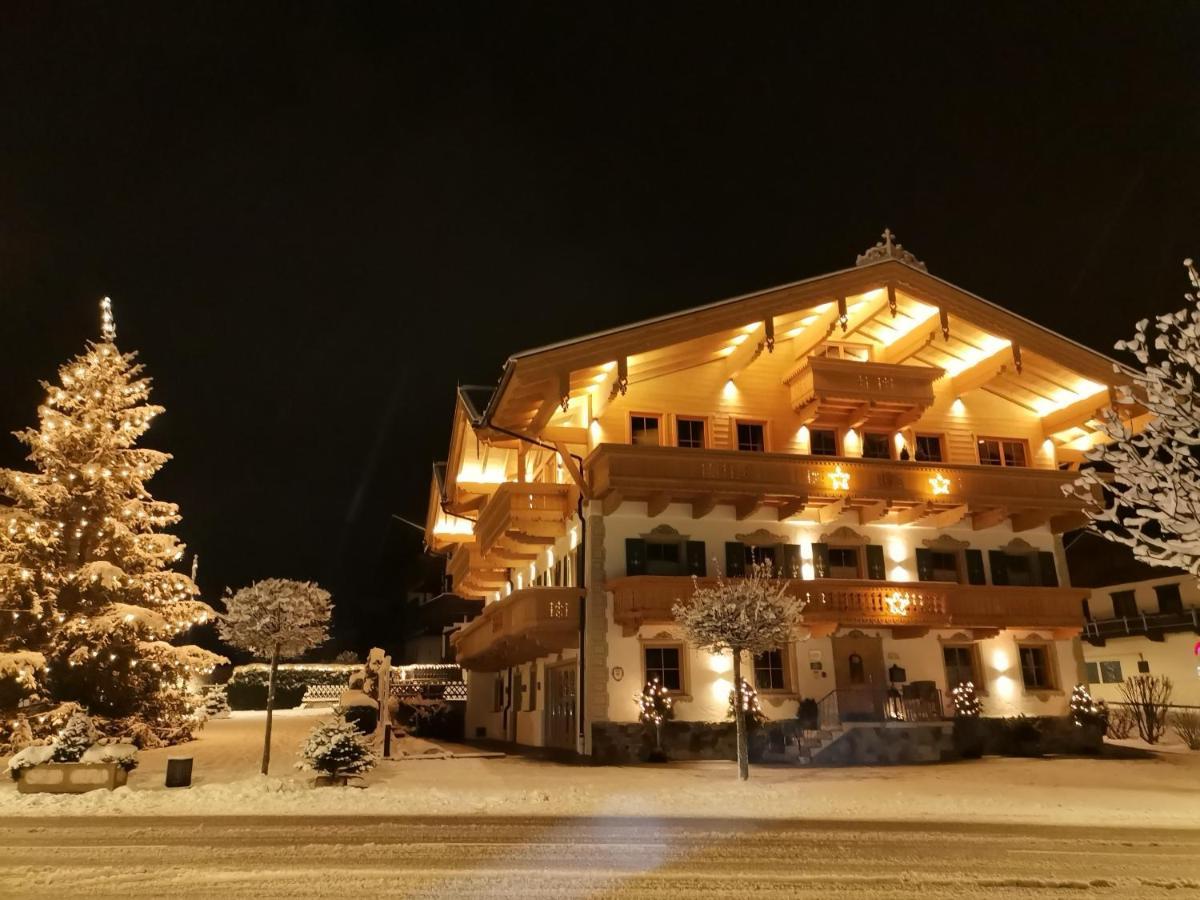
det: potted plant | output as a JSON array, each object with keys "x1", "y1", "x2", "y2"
[
  {"x1": 7, "y1": 711, "x2": 138, "y2": 793},
  {"x1": 796, "y1": 697, "x2": 819, "y2": 731},
  {"x1": 298, "y1": 716, "x2": 377, "y2": 786}
]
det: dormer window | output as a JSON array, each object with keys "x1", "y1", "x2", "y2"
[{"x1": 815, "y1": 341, "x2": 871, "y2": 362}]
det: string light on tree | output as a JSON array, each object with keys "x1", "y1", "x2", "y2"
[
  {"x1": 951, "y1": 681, "x2": 982, "y2": 717},
  {"x1": 635, "y1": 676, "x2": 673, "y2": 760}
]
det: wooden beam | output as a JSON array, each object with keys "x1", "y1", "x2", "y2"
[
  {"x1": 971, "y1": 506, "x2": 1009, "y2": 531},
  {"x1": 553, "y1": 442, "x2": 589, "y2": 499},
  {"x1": 1050, "y1": 511, "x2": 1089, "y2": 534},
  {"x1": 543, "y1": 426, "x2": 588, "y2": 445},
  {"x1": 646, "y1": 492, "x2": 671, "y2": 518},
  {"x1": 948, "y1": 346, "x2": 1010, "y2": 397},
  {"x1": 846, "y1": 402, "x2": 872, "y2": 430},
  {"x1": 777, "y1": 498, "x2": 807, "y2": 521},
  {"x1": 926, "y1": 504, "x2": 968, "y2": 528},
  {"x1": 877, "y1": 326, "x2": 936, "y2": 365},
  {"x1": 735, "y1": 495, "x2": 764, "y2": 520},
  {"x1": 529, "y1": 373, "x2": 572, "y2": 433},
  {"x1": 691, "y1": 495, "x2": 718, "y2": 519},
  {"x1": 601, "y1": 490, "x2": 624, "y2": 516},
  {"x1": 970, "y1": 628, "x2": 1001, "y2": 641},
  {"x1": 795, "y1": 397, "x2": 821, "y2": 424},
  {"x1": 805, "y1": 622, "x2": 838, "y2": 639},
  {"x1": 891, "y1": 626, "x2": 930, "y2": 640},
  {"x1": 1041, "y1": 392, "x2": 1110, "y2": 439},
  {"x1": 892, "y1": 503, "x2": 927, "y2": 525},
  {"x1": 857, "y1": 499, "x2": 890, "y2": 525},
  {"x1": 814, "y1": 498, "x2": 845, "y2": 524},
  {"x1": 1010, "y1": 509, "x2": 1051, "y2": 532},
  {"x1": 723, "y1": 323, "x2": 767, "y2": 382}
]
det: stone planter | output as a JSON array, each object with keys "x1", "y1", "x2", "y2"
[
  {"x1": 17, "y1": 761, "x2": 128, "y2": 794},
  {"x1": 313, "y1": 773, "x2": 366, "y2": 788}
]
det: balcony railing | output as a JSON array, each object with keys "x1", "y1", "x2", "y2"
[
  {"x1": 475, "y1": 482, "x2": 574, "y2": 558},
  {"x1": 586, "y1": 443, "x2": 1088, "y2": 530},
  {"x1": 451, "y1": 586, "x2": 581, "y2": 671},
  {"x1": 606, "y1": 575, "x2": 1088, "y2": 636},
  {"x1": 1083, "y1": 607, "x2": 1200, "y2": 645}
]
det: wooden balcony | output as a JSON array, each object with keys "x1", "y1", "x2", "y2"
[
  {"x1": 606, "y1": 575, "x2": 1088, "y2": 638},
  {"x1": 451, "y1": 586, "x2": 581, "y2": 671},
  {"x1": 475, "y1": 482, "x2": 575, "y2": 557},
  {"x1": 586, "y1": 443, "x2": 1089, "y2": 531},
  {"x1": 785, "y1": 356, "x2": 943, "y2": 429}
]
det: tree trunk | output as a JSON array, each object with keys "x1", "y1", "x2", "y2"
[
  {"x1": 261, "y1": 643, "x2": 280, "y2": 776},
  {"x1": 732, "y1": 650, "x2": 749, "y2": 781}
]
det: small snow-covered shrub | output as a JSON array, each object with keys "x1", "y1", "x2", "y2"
[
  {"x1": 6, "y1": 715, "x2": 139, "y2": 779},
  {"x1": 400, "y1": 697, "x2": 448, "y2": 737},
  {"x1": 204, "y1": 684, "x2": 232, "y2": 719},
  {"x1": 6, "y1": 745, "x2": 54, "y2": 780},
  {"x1": 1106, "y1": 705, "x2": 1136, "y2": 740},
  {"x1": 81, "y1": 741, "x2": 139, "y2": 772},
  {"x1": 1070, "y1": 684, "x2": 1107, "y2": 730},
  {"x1": 1169, "y1": 711, "x2": 1200, "y2": 750},
  {"x1": 51, "y1": 711, "x2": 98, "y2": 763},
  {"x1": 299, "y1": 718, "x2": 377, "y2": 778}
]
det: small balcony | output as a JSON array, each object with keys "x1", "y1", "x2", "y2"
[
  {"x1": 786, "y1": 355, "x2": 943, "y2": 429},
  {"x1": 586, "y1": 443, "x2": 1088, "y2": 530},
  {"x1": 606, "y1": 575, "x2": 1088, "y2": 637},
  {"x1": 1083, "y1": 607, "x2": 1200, "y2": 646},
  {"x1": 475, "y1": 482, "x2": 575, "y2": 558},
  {"x1": 451, "y1": 586, "x2": 581, "y2": 671}
]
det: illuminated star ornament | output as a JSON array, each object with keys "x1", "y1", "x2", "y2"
[
  {"x1": 929, "y1": 472, "x2": 951, "y2": 496},
  {"x1": 885, "y1": 591, "x2": 912, "y2": 617},
  {"x1": 828, "y1": 465, "x2": 850, "y2": 491},
  {"x1": 100, "y1": 296, "x2": 116, "y2": 342}
]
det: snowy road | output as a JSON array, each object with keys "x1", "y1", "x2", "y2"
[{"x1": 2, "y1": 816, "x2": 1198, "y2": 898}]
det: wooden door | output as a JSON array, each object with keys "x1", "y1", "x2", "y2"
[
  {"x1": 831, "y1": 635, "x2": 887, "y2": 721},
  {"x1": 545, "y1": 663, "x2": 577, "y2": 750}
]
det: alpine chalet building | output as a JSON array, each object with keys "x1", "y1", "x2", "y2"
[{"x1": 425, "y1": 233, "x2": 1128, "y2": 761}]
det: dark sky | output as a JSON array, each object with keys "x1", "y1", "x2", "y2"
[{"x1": 2, "y1": 3, "x2": 1198, "y2": 651}]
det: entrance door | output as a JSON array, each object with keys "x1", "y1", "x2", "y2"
[
  {"x1": 545, "y1": 663, "x2": 577, "y2": 751},
  {"x1": 831, "y1": 635, "x2": 887, "y2": 721}
]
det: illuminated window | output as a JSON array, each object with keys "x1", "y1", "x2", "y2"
[
  {"x1": 676, "y1": 417, "x2": 705, "y2": 449},
  {"x1": 810, "y1": 429, "x2": 838, "y2": 456},
  {"x1": 914, "y1": 434, "x2": 943, "y2": 462},
  {"x1": 631, "y1": 414, "x2": 661, "y2": 446},
  {"x1": 863, "y1": 432, "x2": 891, "y2": 459},
  {"x1": 644, "y1": 645, "x2": 683, "y2": 693},
  {"x1": 978, "y1": 438, "x2": 1028, "y2": 467},
  {"x1": 736, "y1": 421, "x2": 766, "y2": 453},
  {"x1": 1018, "y1": 645, "x2": 1055, "y2": 690},
  {"x1": 754, "y1": 649, "x2": 788, "y2": 691}
]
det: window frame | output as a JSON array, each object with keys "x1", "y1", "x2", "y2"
[
  {"x1": 628, "y1": 411, "x2": 666, "y2": 447},
  {"x1": 976, "y1": 436, "x2": 1031, "y2": 468},
  {"x1": 1153, "y1": 582, "x2": 1184, "y2": 615},
  {"x1": 913, "y1": 433, "x2": 945, "y2": 462},
  {"x1": 941, "y1": 642, "x2": 983, "y2": 694},
  {"x1": 734, "y1": 418, "x2": 769, "y2": 453},
  {"x1": 674, "y1": 415, "x2": 708, "y2": 450},
  {"x1": 1110, "y1": 589, "x2": 1138, "y2": 618},
  {"x1": 641, "y1": 641, "x2": 689, "y2": 696},
  {"x1": 862, "y1": 431, "x2": 893, "y2": 460},
  {"x1": 808, "y1": 427, "x2": 840, "y2": 457},
  {"x1": 826, "y1": 545, "x2": 862, "y2": 579},
  {"x1": 1017, "y1": 642, "x2": 1059, "y2": 693},
  {"x1": 753, "y1": 647, "x2": 792, "y2": 694}
]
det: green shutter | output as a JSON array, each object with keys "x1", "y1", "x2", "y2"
[
  {"x1": 865, "y1": 544, "x2": 886, "y2": 580},
  {"x1": 965, "y1": 549, "x2": 987, "y2": 585},
  {"x1": 989, "y1": 550, "x2": 1009, "y2": 586},
  {"x1": 725, "y1": 542, "x2": 746, "y2": 577},
  {"x1": 686, "y1": 541, "x2": 707, "y2": 576},
  {"x1": 1036, "y1": 551, "x2": 1059, "y2": 587},
  {"x1": 811, "y1": 543, "x2": 830, "y2": 579},
  {"x1": 625, "y1": 538, "x2": 647, "y2": 576},
  {"x1": 783, "y1": 544, "x2": 803, "y2": 579},
  {"x1": 915, "y1": 548, "x2": 934, "y2": 582}
]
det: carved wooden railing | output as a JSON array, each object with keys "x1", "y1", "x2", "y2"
[
  {"x1": 606, "y1": 575, "x2": 1088, "y2": 635},
  {"x1": 451, "y1": 586, "x2": 580, "y2": 671},
  {"x1": 785, "y1": 355, "x2": 942, "y2": 421}
]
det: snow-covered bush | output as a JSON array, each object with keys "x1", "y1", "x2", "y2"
[
  {"x1": 727, "y1": 678, "x2": 766, "y2": 729},
  {"x1": 1106, "y1": 705, "x2": 1136, "y2": 740},
  {"x1": 6, "y1": 712, "x2": 138, "y2": 780},
  {"x1": 1070, "y1": 684, "x2": 1107, "y2": 729},
  {"x1": 1169, "y1": 711, "x2": 1200, "y2": 750},
  {"x1": 204, "y1": 684, "x2": 231, "y2": 719},
  {"x1": 298, "y1": 718, "x2": 377, "y2": 778},
  {"x1": 51, "y1": 711, "x2": 98, "y2": 763}
]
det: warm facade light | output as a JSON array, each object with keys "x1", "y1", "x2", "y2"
[{"x1": 928, "y1": 473, "x2": 951, "y2": 495}]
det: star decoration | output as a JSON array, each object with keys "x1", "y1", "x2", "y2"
[
  {"x1": 929, "y1": 472, "x2": 951, "y2": 496},
  {"x1": 885, "y1": 591, "x2": 912, "y2": 617},
  {"x1": 828, "y1": 465, "x2": 850, "y2": 491}
]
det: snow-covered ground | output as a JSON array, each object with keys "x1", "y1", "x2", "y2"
[{"x1": 3, "y1": 709, "x2": 1199, "y2": 828}]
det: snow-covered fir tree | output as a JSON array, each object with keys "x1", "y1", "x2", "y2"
[
  {"x1": 203, "y1": 684, "x2": 231, "y2": 719},
  {"x1": 0, "y1": 299, "x2": 224, "y2": 745},
  {"x1": 727, "y1": 677, "x2": 766, "y2": 729},
  {"x1": 1068, "y1": 259, "x2": 1200, "y2": 574},
  {"x1": 299, "y1": 717, "x2": 377, "y2": 778},
  {"x1": 635, "y1": 677, "x2": 673, "y2": 758},
  {"x1": 219, "y1": 578, "x2": 332, "y2": 774},
  {"x1": 1070, "y1": 683, "x2": 1105, "y2": 729},
  {"x1": 673, "y1": 562, "x2": 804, "y2": 781},
  {"x1": 50, "y1": 710, "x2": 98, "y2": 763}
]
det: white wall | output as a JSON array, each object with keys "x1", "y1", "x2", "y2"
[
  {"x1": 1087, "y1": 573, "x2": 1200, "y2": 619},
  {"x1": 1083, "y1": 634, "x2": 1200, "y2": 707}
]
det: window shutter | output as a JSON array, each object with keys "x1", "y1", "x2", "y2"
[
  {"x1": 915, "y1": 548, "x2": 934, "y2": 582},
  {"x1": 964, "y1": 549, "x2": 986, "y2": 585},
  {"x1": 685, "y1": 541, "x2": 707, "y2": 576},
  {"x1": 725, "y1": 542, "x2": 746, "y2": 577},
  {"x1": 811, "y1": 543, "x2": 830, "y2": 579},
  {"x1": 625, "y1": 538, "x2": 647, "y2": 576},
  {"x1": 1036, "y1": 551, "x2": 1058, "y2": 587},
  {"x1": 865, "y1": 544, "x2": 886, "y2": 581},
  {"x1": 989, "y1": 550, "x2": 1009, "y2": 586},
  {"x1": 783, "y1": 544, "x2": 803, "y2": 579}
]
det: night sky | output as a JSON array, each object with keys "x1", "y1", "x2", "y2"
[{"x1": 2, "y1": 4, "x2": 1198, "y2": 652}]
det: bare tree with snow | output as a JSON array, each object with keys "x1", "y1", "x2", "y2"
[
  {"x1": 1069, "y1": 259, "x2": 1200, "y2": 575},
  {"x1": 672, "y1": 563, "x2": 805, "y2": 781},
  {"x1": 219, "y1": 579, "x2": 331, "y2": 774}
]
